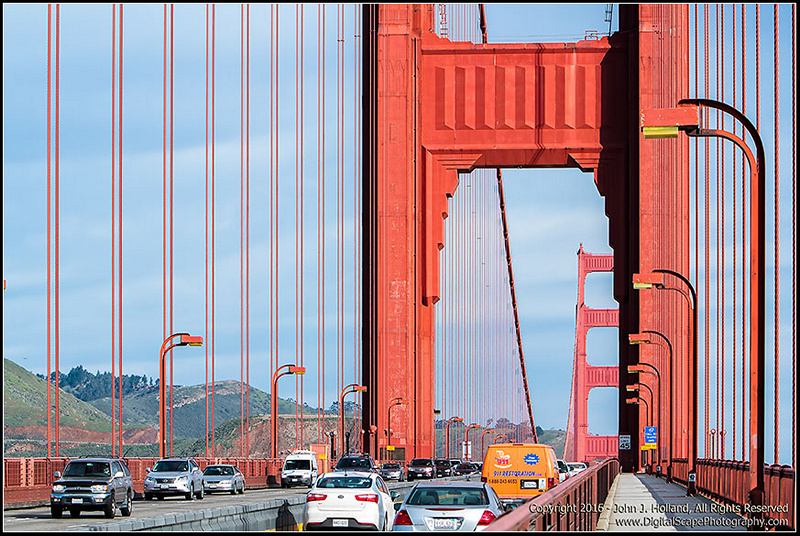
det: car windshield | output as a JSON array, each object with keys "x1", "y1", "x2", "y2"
[
  {"x1": 407, "y1": 487, "x2": 489, "y2": 506},
  {"x1": 204, "y1": 466, "x2": 233, "y2": 476},
  {"x1": 410, "y1": 459, "x2": 432, "y2": 467},
  {"x1": 63, "y1": 461, "x2": 111, "y2": 477},
  {"x1": 382, "y1": 464, "x2": 400, "y2": 470},
  {"x1": 336, "y1": 458, "x2": 371, "y2": 470},
  {"x1": 153, "y1": 460, "x2": 189, "y2": 472},
  {"x1": 285, "y1": 460, "x2": 311, "y2": 470},
  {"x1": 316, "y1": 476, "x2": 373, "y2": 489}
]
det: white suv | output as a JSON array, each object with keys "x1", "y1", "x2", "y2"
[{"x1": 144, "y1": 458, "x2": 205, "y2": 500}]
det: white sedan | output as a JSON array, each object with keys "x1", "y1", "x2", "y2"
[{"x1": 303, "y1": 471, "x2": 396, "y2": 531}]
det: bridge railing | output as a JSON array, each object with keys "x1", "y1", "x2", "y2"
[
  {"x1": 485, "y1": 458, "x2": 620, "y2": 531},
  {"x1": 3, "y1": 457, "x2": 284, "y2": 506},
  {"x1": 657, "y1": 457, "x2": 794, "y2": 530}
]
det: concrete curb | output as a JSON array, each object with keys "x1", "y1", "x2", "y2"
[{"x1": 595, "y1": 472, "x2": 620, "y2": 531}]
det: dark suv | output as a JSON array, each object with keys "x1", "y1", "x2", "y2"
[
  {"x1": 334, "y1": 454, "x2": 379, "y2": 473},
  {"x1": 50, "y1": 457, "x2": 134, "y2": 519},
  {"x1": 406, "y1": 458, "x2": 436, "y2": 481}
]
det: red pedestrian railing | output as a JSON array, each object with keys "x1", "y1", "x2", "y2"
[
  {"x1": 3, "y1": 457, "x2": 284, "y2": 506},
  {"x1": 485, "y1": 458, "x2": 620, "y2": 531}
]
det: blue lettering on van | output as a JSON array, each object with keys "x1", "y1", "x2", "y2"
[{"x1": 523, "y1": 454, "x2": 539, "y2": 465}]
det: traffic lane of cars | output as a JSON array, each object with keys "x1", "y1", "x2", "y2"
[
  {"x1": 9, "y1": 473, "x2": 441, "y2": 532},
  {"x1": 5, "y1": 485, "x2": 310, "y2": 532}
]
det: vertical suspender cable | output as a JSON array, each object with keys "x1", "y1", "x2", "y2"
[
  {"x1": 54, "y1": 2, "x2": 60, "y2": 457},
  {"x1": 772, "y1": 3, "x2": 779, "y2": 465},
  {"x1": 732, "y1": 5, "x2": 738, "y2": 459},
  {"x1": 161, "y1": 4, "x2": 168, "y2": 456},
  {"x1": 111, "y1": 3, "x2": 117, "y2": 458},
  {"x1": 317, "y1": 3, "x2": 324, "y2": 444},
  {"x1": 204, "y1": 4, "x2": 209, "y2": 458},
  {"x1": 300, "y1": 4, "x2": 306, "y2": 449},
  {"x1": 741, "y1": 4, "x2": 747, "y2": 460},
  {"x1": 117, "y1": 3, "x2": 125, "y2": 455},
  {"x1": 720, "y1": 5, "x2": 726, "y2": 459},
  {"x1": 791, "y1": 3, "x2": 796, "y2": 466},
  {"x1": 211, "y1": 3, "x2": 216, "y2": 457},
  {"x1": 240, "y1": 3, "x2": 245, "y2": 458},
  {"x1": 46, "y1": 3, "x2": 53, "y2": 460},
  {"x1": 703, "y1": 4, "x2": 710, "y2": 456},
  {"x1": 245, "y1": 2, "x2": 250, "y2": 458},
  {"x1": 714, "y1": 4, "x2": 720, "y2": 457},
  {"x1": 169, "y1": 3, "x2": 175, "y2": 457}
]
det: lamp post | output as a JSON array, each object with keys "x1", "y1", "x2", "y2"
[
  {"x1": 494, "y1": 434, "x2": 509, "y2": 444},
  {"x1": 626, "y1": 396, "x2": 650, "y2": 471},
  {"x1": 628, "y1": 363, "x2": 662, "y2": 473},
  {"x1": 480, "y1": 429, "x2": 495, "y2": 461},
  {"x1": 444, "y1": 417, "x2": 463, "y2": 459},
  {"x1": 464, "y1": 423, "x2": 481, "y2": 461},
  {"x1": 159, "y1": 333, "x2": 203, "y2": 459},
  {"x1": 633, "y1": 269, "x2": 697, "y2": 494},
  {"x1": 630, "y1": 330, "x2": 674, "y2": 481},
  {"x1": 270, "y1": 364, "x2": 306, "y2": 459},
  {"x1": 339, "y1": 384, "x2": 367, "y2": 456},
  {"x1": 328, "y1": 430, "x2": 337, "y2": 465},
  {"x1": 627, "y1": 382, "x2": 655, "y2": 468},
  {"x1": 642, "y1": 98, "x2": 766, "y2": 507},
  {"x1": 386, "y1": 397, "x2": 408, "y2": 461}
]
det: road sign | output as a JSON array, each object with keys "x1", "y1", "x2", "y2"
[
  {"x1": 640, "y1": 443, "x2": 656, "y2": 450},
  {"x1": 644, "y1": 426, "x2": 657, "y2": 444},
  {"x1": 619, "y1": 435, "x2": 631, "y2": 450},
  {"x1": 387, "y1": 445, "x2": 395, "y2": 451}
]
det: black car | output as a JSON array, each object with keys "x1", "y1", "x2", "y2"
[
  {"x1": 453, "y1": 462, "x2": 479, "y2": 476},
  {"x1": 434, "y1": 459, "x2": 453, "y2": 477},
  {"x1": 406, "y1": 458, "x2": 435, "y2": 481},
  {"x1": 50, "y1": 457, "x2": 134, "y2": 519},
  {"x1": 334, "y1": 454, "x2": 379, "y2": 473}
]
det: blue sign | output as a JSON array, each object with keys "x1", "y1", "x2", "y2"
[
  {"x1": 644, "y1": 426, "x2": 658, "y2": 444},
  {"x1": 523, "y1": 454, "x2": 539, "y2": 465}
]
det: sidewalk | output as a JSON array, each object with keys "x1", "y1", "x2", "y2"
[{"x1": 597, "y1": 473, "x2": 752, "y2": 531}]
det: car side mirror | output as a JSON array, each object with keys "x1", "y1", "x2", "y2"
[
  {"x1": 393, "y1": 503, "x2": 402, "y2": 512},
  {"x1": 54, "y1": 471, "x2": 61, "y2": 479},
  {"x1": 114, "y1": 471, "x2": 124, "y2": 478},
  {"x1": 146, "y1": 467, "x2": 151, "y2": 472},
  {"x1": 390, "y1": 491, "x2": 398, "y2": 500}
]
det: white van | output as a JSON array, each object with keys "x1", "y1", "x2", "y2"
[{"x1": 281, "y1": 450, "x2": 319, "y2": 488}]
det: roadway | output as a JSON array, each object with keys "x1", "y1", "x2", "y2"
[{"x1": 2, "y1": 476, "x2": 468, "y2": 532}]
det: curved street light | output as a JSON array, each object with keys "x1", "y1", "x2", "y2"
[
  {"x1": 339, "y1": 384, "x2": 367, "y2": 456},
  {"x1": 159, "y1": 333, "x2": 203, "y2": 459},
  {"x1": 386, "y1": 397, "x2": 408, "y2": 461},
  {"x1": 444, "y1": 417, "x2": 463, "y2": 459},
  {"x1": 494, "y1": 433, "x2": 509, "y2": 444},
  {"x1": 480, "y1": 429, "x2": 495, "y2": 461},
  {"x1": 627, "y1": 360, "x2": 663, "y2": 475},
  {"x1": 633, "y1": 269, "x2": 696, "y2": 493},
  {"x1": 270, "y1": 364, "x2": 306, "y2": 459},
  {"x1": 642, "y1": 98, "x2": 766, "y2": 506},
  {"x1": 464, "y1": 423, "x2": 481, "y2": 461},
  {"x1": 630, "y1": 329, "x2": 674, "y2": 481}
]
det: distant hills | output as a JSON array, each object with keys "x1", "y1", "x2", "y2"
[{"x1": 4, "y1": 358, "x2": 566, "y2": 459}]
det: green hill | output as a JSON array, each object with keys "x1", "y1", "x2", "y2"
[{"x1": 3, "y1": 358, "x2": 112, "y2": 433}]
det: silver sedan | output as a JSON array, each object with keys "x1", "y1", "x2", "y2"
[
  {"x1": 392, "y1": 481, "x2": 505, "y2": 531},
  {"x1": 202, "y1": 464, "x2": 245, "y2": 495}
]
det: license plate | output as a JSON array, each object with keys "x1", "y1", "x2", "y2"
[
  {"x1": 432, "y1": 518, "x2": 457, "y2": 530},
  {"x1": 161, "y1": 484, "x2": 171, "y2": 489},
  {"x1": 520, "y1": 479, "x2": 539, "y2": 489},
  {"x1": 71, "y1": 498, "x2": 83, "y2": 504},
  {"x1": 332, "y1": 519, "x2": 348, "y2": 527}
]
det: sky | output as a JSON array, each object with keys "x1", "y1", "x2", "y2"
[{"x1": 3, "y1": 4, "x2": 795, "y2": 464}]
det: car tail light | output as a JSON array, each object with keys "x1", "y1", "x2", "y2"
[
  {"x1": 480, "y1": 476, "x2": 487, "y2": 483},
  {"x1": 306, "y1": 493, "x2": 327, "y2": 502},
  {"x1": 477, "y1": 510, "x2": 496, "y2": 526},
  {"x1": 355, "y1": 493, "x2": 379, "y2": 503},
  {"x1": 547, "y1": 477, "x2": 556, "y2": 488},
  {"x1": 394, "y1": 510, "x2": 413, "y2": 526}
]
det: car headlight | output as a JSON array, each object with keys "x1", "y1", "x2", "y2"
[
  {"x1": 176, "y1": 476, "x2": 188, "y2": 483},
  {"x1": 91, "y1": 484, "x2": 109, "y2": 493},
  {"x1": 52, "y1": 484, "x2": 65, "y2": 492},
  {"x1": 145, "y1": 476, "x2": 155, "y2": 483}
]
